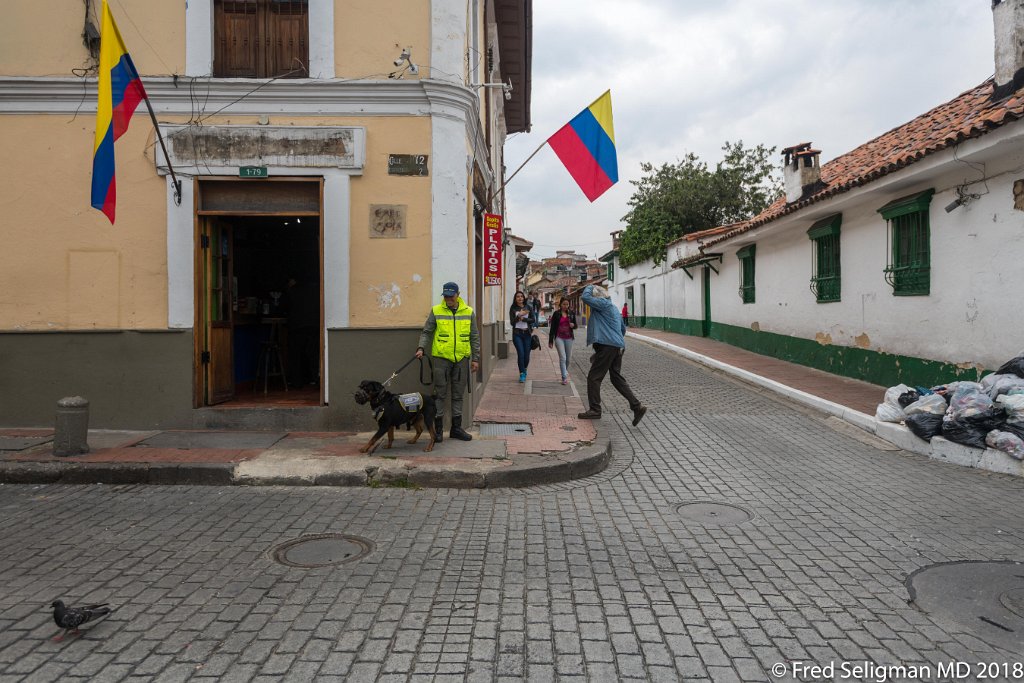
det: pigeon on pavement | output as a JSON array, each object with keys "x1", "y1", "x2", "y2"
[{"x1": 50, "y1": 600, "x2": 112, "y2": 641}]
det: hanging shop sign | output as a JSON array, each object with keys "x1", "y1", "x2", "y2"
[{"x1": 483, "y1": 213, "x2": 503, "y2": 286}]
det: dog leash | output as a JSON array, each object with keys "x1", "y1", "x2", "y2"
[
  {"x1": 380, "y1": 356, "x2": 419, "y2": 387},
  {"x1": 381, "y1": 355, "x2": 434, "y2": 389}
]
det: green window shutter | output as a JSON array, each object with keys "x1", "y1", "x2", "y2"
[
  {"x1": 808, "y1": 214, "x2": 841, "y2": 303},
  {"x1": 736, "y1": 244, "x2": 755, "y2": 304},
  {"x1": 607, "y1": 262, "x2": 614, "y2": 282},
  {"x1": 879, "y1": 190, "x2": 932, "y2": 296}
]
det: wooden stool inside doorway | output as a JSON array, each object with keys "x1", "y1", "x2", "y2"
[{"x1": 255, "y1": 317, "x2": 288, "y2": 395}]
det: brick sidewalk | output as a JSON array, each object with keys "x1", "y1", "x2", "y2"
[
  {"x1": 627, "y1": 327, "x2": 886, "y2": 415},
  {"x1": 474, "y1": 335, "x2": 596, "y2": 454},
  {"x1": 0, "y1": 341, "x2": 598, "y2": 470}
]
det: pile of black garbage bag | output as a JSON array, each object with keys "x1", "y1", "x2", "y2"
[{"x1": 875, "y1": 355, "x2": 1024, "y2": 460}]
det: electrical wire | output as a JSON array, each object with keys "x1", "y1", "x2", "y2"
[{"x1": 111, "y1": 0, "x2": 175, "y2": 75}]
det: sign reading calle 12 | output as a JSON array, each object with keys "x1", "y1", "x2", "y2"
[{"x1": 483, "y1": 213, "x2": 503, "y2": 286}]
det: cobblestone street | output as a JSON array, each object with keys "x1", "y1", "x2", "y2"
[{"x1": 1, "y1": 341, "x2": 1022, "y2": 682}]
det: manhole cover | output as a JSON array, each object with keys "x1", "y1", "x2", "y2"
[
  {"x1": 479, "y1": 423, "x2": 533, "y2": 436},
  {"x1": 675, "y1": 501, "x2": 753, "y2": 525},
  {"x1": 908, "y1": 560, "x2": 1024, "y2": 650},
  {"x1": 1002, "y1": 589, "x2": 1024, "y2": 618},
  {"x1": 271, "y1": 534, "x2": 373, "y2": 568},
  {"x1": 530, "y1": 381, "x2": 574, "y2": 396}
]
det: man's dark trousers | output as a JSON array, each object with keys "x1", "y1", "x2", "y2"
[{"x1": 586, "y1": 343, "x2": 641, "y2": 414}]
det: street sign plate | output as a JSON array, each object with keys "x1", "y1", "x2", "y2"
[
  {"x1": 239, "y1": 166, "x2": 268, "y2": 178},
  {"x1": 388, "y1": 154, "x2": 429, "y2": 176}
]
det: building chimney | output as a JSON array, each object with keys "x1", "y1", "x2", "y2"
[
  {"x1": 782, "y1": 143, "x2": 822, "y2": 204},
  {"x1": 993, "y1": 0, "x2": 1024, "y2": 98}
]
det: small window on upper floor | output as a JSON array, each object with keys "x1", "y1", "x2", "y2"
[
  {"x1": 878, "y1": 189, "x2": 933, "y2": 296},
  {"x1": 214, "y1": 0, "x2": 309, "y2": 79},
  {"x1": 807, "y1": 214, "x2": 841, "y2": 303},
  {"x1": 737, "y1": 244, "x2": 755, "y2": 304}
]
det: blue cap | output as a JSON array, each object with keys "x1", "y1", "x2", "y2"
[{"x1": 442, "y1": 282, "x2": 460, "y2": 296}]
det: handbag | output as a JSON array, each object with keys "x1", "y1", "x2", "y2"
[{"x1": 530, "y1": 334, "x2": 541, "y2": 350}]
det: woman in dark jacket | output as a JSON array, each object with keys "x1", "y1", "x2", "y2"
[
  {"x1": 509, "y1": 290, "x2": 535, "y2": 383},
  {"x1": 547, "y1": 297, "x2": 577, "y2": 385}
]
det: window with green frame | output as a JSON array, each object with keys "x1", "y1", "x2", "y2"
[
  {"x1": 737, "y1": 244, "x2": 755, "y2": 303},
  {"x1": 807, "y1": 214, "x2": 841, "y2": 302},
  {"x1": 607, "y1": 261, "x2": 614, "y2": 282},
  {"x1": 878, "y1": 189, "x2": 933, "y2": 296}
]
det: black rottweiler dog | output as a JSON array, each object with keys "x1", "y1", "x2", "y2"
[{"x1": 354, "y1": 380, "x2": 437, "y2": 454}]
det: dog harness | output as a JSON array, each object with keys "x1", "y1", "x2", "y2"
[{"x1": 374, "y1": 392, "x2": 425, "y2": 421}]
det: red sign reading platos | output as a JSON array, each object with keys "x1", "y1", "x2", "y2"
[{"x1": 483, "y1": 213, "x2": 503, "y2": 286}]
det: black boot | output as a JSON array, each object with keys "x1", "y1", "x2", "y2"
[
  {"x1": 449, "y1": 416, "x2": 472, "y2": 441},
  {"x1": 434, "y1": 417, "x2": 444, "y2": 443}
]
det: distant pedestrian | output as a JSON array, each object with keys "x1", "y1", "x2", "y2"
[
  {"x1": 621, "y1": 302, "x2": 629, "y2": 327},
  {"x1": 509, "y1": 290, "x2": 536, "y2": 383},
  {"x1": 578, "y1": 285, "x2": 647, "y2": 426},
  {"x1": 529, "y1": 293, "x2": 542, "y2": 318},
  {"x1": 548, "y1": 297, "x2": 577, "y2": 385}
]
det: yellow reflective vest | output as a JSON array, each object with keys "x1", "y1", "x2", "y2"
[{"x1": 430, "y1": 300, "x2": 474, "y2": 362}]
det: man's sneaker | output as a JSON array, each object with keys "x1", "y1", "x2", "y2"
[
  {"x1": 631, "y1": 405, "x2": 648, "y2": 426},
  {"x1": 519, "y1": 372, "x2": 526, "y2": 383},
  {"x1": 577, "y1": 410, "x2": 601, "y2": 419}
]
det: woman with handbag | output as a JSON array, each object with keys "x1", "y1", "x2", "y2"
[
  {"x1": 509, "y1": 290, "x2": 535, "y2": 383},
  {"x1": 548, "y1": 297, "x2": 577, "y2": 385}
]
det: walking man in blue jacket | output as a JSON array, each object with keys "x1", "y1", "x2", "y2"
[{"x1": 578, "y1": 284, "x2": 647, "y2": 426}]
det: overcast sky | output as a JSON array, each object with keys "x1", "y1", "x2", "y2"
[{"x1": 503, "y1": 1, "x2": 994, "y2": 260}]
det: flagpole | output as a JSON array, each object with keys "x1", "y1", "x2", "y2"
[
  {"x1": 488, "y1": 139, "x2": 547, "y2": 210},
  {"x1": 141, "y1": 97, "x2": 182, "y2": 206}
]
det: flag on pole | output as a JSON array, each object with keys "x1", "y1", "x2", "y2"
[
  {"x1": 91, "y1": 0, "x2": 147, "y2": 223},
  {"x1": 546, "y1": 90, "x2": 618, "y2": 202}
]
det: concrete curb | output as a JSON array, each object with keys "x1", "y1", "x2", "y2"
[
  {"x1": 0, "y1": 461, "x2": 235, "y2": 486},
  {"x1": 631, "y1": 332, "x2": 1024, "y2": 478},
  {"x1": 0, "y1": 438, "x2": 613, "y2": 488}
]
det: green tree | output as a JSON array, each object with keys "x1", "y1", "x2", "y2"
[{"x1": 618, "y1": 141, "x2": 781, "y2": 267}]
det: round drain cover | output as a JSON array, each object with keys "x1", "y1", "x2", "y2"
[
  {"x1": 676, "y1": 501, "x2": 752, "y2": 525},
  {"x1": 1001, "y1": 588, "x2": 1024, "y2": 619},
  {"x1": 272, "y1": 534, "x2": 372, "y2": 568},
  {"x1": 908, "y1": 560, "x2": 1024, "y2": 651}
]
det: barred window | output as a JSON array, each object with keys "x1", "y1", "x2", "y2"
[
  {"x1": 879, "y1": 190, "x2": 933, "y2": 296},
  {"x1": 807, "y1": 214, "x2": 841, "y2": 303},
  {"x1": 737, "y1": 244, "x2": 755, "y2": 304}
]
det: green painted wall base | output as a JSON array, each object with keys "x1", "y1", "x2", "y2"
[{"x1": 634, "y1": 317, "x2": 986, "y2": 389}]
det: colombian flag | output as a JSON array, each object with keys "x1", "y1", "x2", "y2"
[
  {"x1": 91, "y1": 0, "x2": 147, "y2": 223},
  {"x1": 547, "y1": 91, "x2": 618, "y2": 202}
]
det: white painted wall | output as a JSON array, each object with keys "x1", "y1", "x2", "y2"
[
  {"x1": 431, "y1": 0, "x2": 466, "y2": 83},
  {"x1": 626, "y1": 123, "x2": 1024, "y2": 372}
]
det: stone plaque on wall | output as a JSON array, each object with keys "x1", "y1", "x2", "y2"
[{"x1": 369, "y1": 204, "x2": 407, "y2": 238}]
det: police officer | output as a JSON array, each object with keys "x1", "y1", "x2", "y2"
[{"x1": 415, "y1": 282, "x2": 480, "y2": 441}]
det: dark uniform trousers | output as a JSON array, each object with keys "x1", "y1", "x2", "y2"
[{"x1": 432, "y1": 357, "x2": 468, "y2": 421}]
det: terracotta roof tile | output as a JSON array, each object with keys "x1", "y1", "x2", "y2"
[{"x1": 696, "y1": 78, "x2": 1024, "y2": 252}]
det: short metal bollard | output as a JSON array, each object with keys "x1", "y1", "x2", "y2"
[{"x1": 54, "y1": 396, "x2": 90, "y2": 456}]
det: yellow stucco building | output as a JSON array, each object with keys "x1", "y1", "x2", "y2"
[{"x1": 0, "y1": 0, "x2": 532, "y2": 429}]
